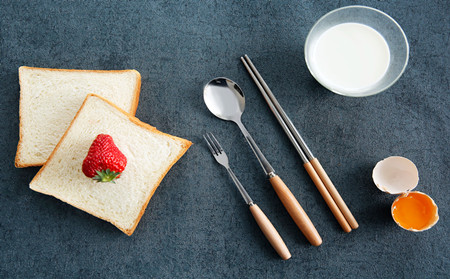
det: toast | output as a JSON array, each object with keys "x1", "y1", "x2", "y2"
[
  {"x1": 29, "y1": 94, "x2": 192, "y2": 235},
  {"x1": 15, "y1": 66, "x2": 141, "y2": 167}
]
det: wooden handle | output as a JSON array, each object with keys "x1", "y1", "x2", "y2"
[
  {"x1": 249, "y1": 204, "x2": 291, "y2": 260},
  {"x1": 310, "y1": 158, "x2": 359, "y2": 229},
  {"x1": 269, "y1": 175, "x2": 322, "y2": 246},
  {"x1": 303, "y1": 162, "x2": 352, "y2": 232}
]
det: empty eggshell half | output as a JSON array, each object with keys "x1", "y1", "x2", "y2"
[
  {"x1": 372, "y1": 156, "x2": 419, "y2": 194},
  {"x1": 391, "y1": 191, "x2": 439, "y2": 231}
]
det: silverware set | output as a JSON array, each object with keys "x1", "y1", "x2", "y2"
[{"x1": 203, "y1": 55, "x2": 358, "y2": 260}]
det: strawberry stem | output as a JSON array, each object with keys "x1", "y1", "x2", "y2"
[{"x1": 92, "y1": 169, "x2": 121, "y2": 183}]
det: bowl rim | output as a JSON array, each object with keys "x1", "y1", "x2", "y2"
[{"x1": 304, "y1": 5, "x2": 410, "y2": 97}]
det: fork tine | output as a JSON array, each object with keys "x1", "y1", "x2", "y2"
[
  {"x1": 209, "y1": 133, "x2": 224, "y2": 153},
  {"x1": 206, "y1": 132, "x2": 221, "y2": 154},
  {"x1": 203, "y1": 134, "x2": 217, "y2": 155}
]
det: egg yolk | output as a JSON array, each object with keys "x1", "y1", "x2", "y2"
[{"x1": 392, "y1": 192, "x2": 438, "y2": 231}]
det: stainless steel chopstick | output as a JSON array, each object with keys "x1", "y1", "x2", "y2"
[{"x1": 241, "y1": 54, "x2": 358, "y2": 231}]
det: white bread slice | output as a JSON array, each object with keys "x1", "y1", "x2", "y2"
[
  {"x1": 29, "y1": 94, "x2": 192, "y2": 236},
  {"x1": 15, "y1": 66, "x2": 141, "y2": 168}
]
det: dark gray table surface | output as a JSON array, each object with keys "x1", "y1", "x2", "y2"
[{"x1": 1, "y1": 0, "x2": 448, "y2": 278}]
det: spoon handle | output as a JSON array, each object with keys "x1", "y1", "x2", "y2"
[
  {"x1": 249, "y1": 203, "x2": 291, "y2": 260},
  {"x1": 269, "y1": 175, "x2": 322, "y2": 246},
  {"x1": 235, "y1": 120, "x2": 275, "y2": 176}
]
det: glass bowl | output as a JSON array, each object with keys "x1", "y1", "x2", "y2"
[{"x1": 304, "y1": 6, "x2": 409, "y2": 97}]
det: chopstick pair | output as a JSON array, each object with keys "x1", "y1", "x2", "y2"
[{"x1": 241, "y1": 54, "x2": 358, "y2": 232}]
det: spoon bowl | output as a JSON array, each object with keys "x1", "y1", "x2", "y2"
[{"x1": 203, "y1": 78, "x2": 246, "y2": 122}]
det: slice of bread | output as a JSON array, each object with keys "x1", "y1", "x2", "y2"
[
  {"x1": 29, "y1": 94, "x2": 192, "y2": 236},
  {"x1": 15, "y1": 66, "x2": 141, "y2": 168}
]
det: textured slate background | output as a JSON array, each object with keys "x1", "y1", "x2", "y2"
[{"x1": 1, "y1": 0, "x2": 448, "y2": 278}]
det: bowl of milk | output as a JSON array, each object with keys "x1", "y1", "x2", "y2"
[{"x1": 305, "y1": 6, "x2": 409, "y2": 97}]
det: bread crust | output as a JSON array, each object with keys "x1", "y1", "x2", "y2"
[
  {"x1": 15, "y1": 66, "x2": 142, "y2": 168},
  {"x1": 30, "y1": 94, "x2": 192, "y2": 236}
]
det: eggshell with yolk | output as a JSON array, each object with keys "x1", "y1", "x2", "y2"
[{"x1": 391, "y1": 191, "x2": 439, "y2": 231}]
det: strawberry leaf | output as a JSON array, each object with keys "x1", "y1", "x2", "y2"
[{"x1": 92, "y1": 169, "x2": 121, "y2": 183}]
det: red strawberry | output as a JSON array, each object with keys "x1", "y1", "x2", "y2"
[{"x1": 82, "y1": 134, "x2": 127, "y2": 183}]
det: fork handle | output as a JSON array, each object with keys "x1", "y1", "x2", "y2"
[
  {"x1": 249, "y1": 203, "x2": 291, "y2": 260},
  {"x1": 269, "y1": 175, "x2": 322, "y2": 246}
]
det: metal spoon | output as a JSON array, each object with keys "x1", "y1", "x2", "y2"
[{"x1": 203, "y1": 77, "x2": 322, "y2": 246}]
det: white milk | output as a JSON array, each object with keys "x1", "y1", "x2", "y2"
[{"x1": 311, "y1": 23, "x2": 390, "y2": 94}]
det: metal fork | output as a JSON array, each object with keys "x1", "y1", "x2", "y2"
[{"x1": 203, "y1": 132, "x2": 291, "y2": 260}]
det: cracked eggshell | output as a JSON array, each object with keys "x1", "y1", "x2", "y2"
[{"x1": 372, "y1": 156, "x2": 419, "y2": 194}]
